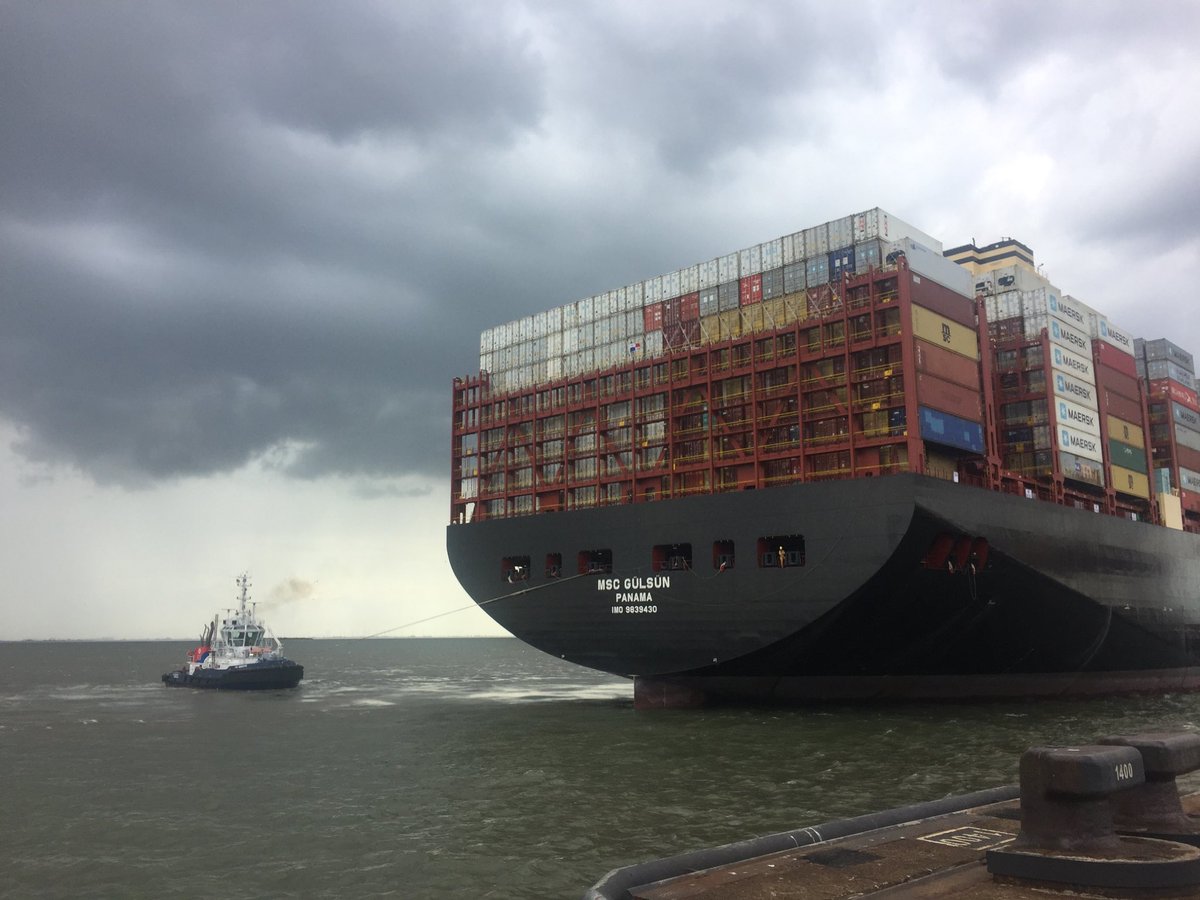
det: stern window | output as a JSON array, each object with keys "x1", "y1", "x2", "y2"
[
  {"x1": 578, "y1": 549, "x2": 612, "y2": 575},
  {"x1": 502, "y1": 556, "x2": 530, "y2": 582},
  {"x1": 758, "y1": 535, "x2": 805, "y2": 568}
]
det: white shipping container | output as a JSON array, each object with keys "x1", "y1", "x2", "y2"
[
  {"x1": 1177, "y1": 423, "x2": 1200, "y2": 454},
  {"x1": 625, "y1": 282, "x2": 644, "y2": 310},
  {"x1": 645, "y1": 276, "x2": 663, "y2": 304},
  {"x1": 562, "y1": 303, "x2": 578, "y2": 331},
  {"x1": 1180, "y1": 466, "x2": 1200, "y2": 493},
  {"x1": 595, "y1": 317, "x2": 612, "y2": 344},
  {"x1": 739, "y1": 244, "x2": 762, "y2": 276},
  {"x1": 1048, "y1": 293, "x2": 1091, "y2": 331},
  {"x1": 1052, "y1": 370, "x2": 1099, "y2": 411},
  {"x1": 519, "y1": 316, "x2": 533, "y2": 342},
  {"x1": 717, "y1": 252, "x2": 738, "y2": 283},
  {"x1": 479, "y1": 351, "x2": 493, "y2": 373},
  {"x1": 1048, "y1": 318, "x2": 1092, "y2": 357},
  {"x1": 546, "y1": 356, "x2": 562, "y2": 382},
  {"x1": 595, "y1": 292, "x2": 611, "y2": 318},
  {"x1": 574, "y1": 324, "x2": 593, "y2": 349},
  {"x1": 663, "y1": 270, "x2": 681, "y2": 299},
  {"x1": 1023, "y1": 312, "x2": 1049, "y2": 341},
  {"x1": 1056, "y1": 422, "x2": 1104, "y2": 463},
  {"x1": 1050, "y1": 344, "x2": 1095, "y2": 382},
  {"x1": 625, "y1": 310, "x2": 640, "y2": 337},
  {"x1": 562, "y1": 329, "x2": 577, "y2": 354},
  {"x1": 609, "y1": 340, "x2": 628, "y2": 367},
  {"x1": 546, "y1": 331, "x2": 562, "y2": 357},
  {"x1": 577, "y1": 296, "x2": 594, "y2": 323},
  {"x1": 1054, "y1": 396, "x2": 1101, "y2": 438},
  {"x1": 853, "y1": 208, "x2": 943, "y2": 254},
  {"x1": 1059, "y1": 450, "x2": 1106, "y2": 488},
  {"x1": 1092, "y1": 316, "x2": 1135, "y2": 356},
  {"x1": 680, "y1": 265, "x2": 699, "y2": 294},
  {"x1": 782, "y1": 232, "x2": 804, "y2": 265},
  {"x1": 827, "y1": 215, "x2": 853, "y2": 249},
  {"x1": 804, "y1": 224, "x2": 829, "y2": 255},
  {"x1": 698, "y1": 259, "x2": 719, "y2": 289},
  {"x1": 892, "y1": 237, "x2": 972, "y2": 298},
  {"x1": 762, "y1": 238, "x2": 783, "y2": 271},
  {"x1": 644, "y1": 330, "x2": 664, "y2": 357}
]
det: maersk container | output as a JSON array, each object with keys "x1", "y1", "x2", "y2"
[
  {"x1": 717, "y1": 252, "x2": 738, "y2": 283},
  {"x1": 1091, "y1": 316, "x2": 1134, "y2": 356},
  {"x1": 1048, "y1": 318, "x2": 1092, "y2": 357},
  {"x1": 1173, "y1": 401, "x2": 1200, "y2": 433},
  {"x1": 718, "y1": 281, "x2": 739, "y2": 311},
  {"x1": 698, "y1": 258, "x2": 719, "y2": 289},
  {"x1": 738, "y1": 244, "x2": 762, "y2": 277},
  {"x1": 804, "y1": 223, "x2": 830, "y2": 255},
  {"x1": 783, "y1": 262, "x2": 806, "y2": 294},
  {"x1": 1146, "y1": 359, "x2": 1197, "y2": 390},
  {"x1": 1055, "y1": 422, "x2": 1103, "y2": 463},
  {"x1": 761, "y1": 267, "x2": 784, "y2": 300},
  {"x1": 782, "y1": 232, "x2": 804, "y2": 265},
  {"x1": 1049, "y1": 293, "x2": 1091, "y2": 331},
  {"x1": 1108, "y1": 438, "x2": 1147, "y2": 475},
  {"x1": 918, "y1": 406, "x2": 985, "y2": 454},
  {"x1": 762, "y1": 237, "x2": 783, "y2": 271},
  {"x1": 1050, "y1": 345, "x2": 1095, "y2": 382},
  {"x1": 1056, "y1": 398, "x2": 1099, "y2": 441},
  {"x1": 1140, "y1": 338, "x2": 1195, "y2": 373},
  {"x1": 1059, "y1": 450, "x2": 1105, "y2": 487}
]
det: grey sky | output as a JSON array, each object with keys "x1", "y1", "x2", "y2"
[{"x1": 3, "y1": 1, "x2": 1199, "y2": 638}]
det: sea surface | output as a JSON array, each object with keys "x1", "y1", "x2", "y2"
[{"x1": 3, "y1": 638, "x2": 1200, "y2": 899}]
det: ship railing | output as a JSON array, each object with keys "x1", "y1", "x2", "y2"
[
  {"x1": 762, "y1": 471, "x2": 804, "y2": 487},
  {"x1": 803, "y1": 433, "x2": 850, "y2": 447}
]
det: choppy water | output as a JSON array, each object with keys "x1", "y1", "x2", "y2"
[{"x1": 3, "y1": 638, "x2": 1200, "y2": 899}]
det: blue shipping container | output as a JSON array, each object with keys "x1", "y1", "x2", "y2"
[{"x1": 919, "y1": 406, "x2": 985, "y2": 454}]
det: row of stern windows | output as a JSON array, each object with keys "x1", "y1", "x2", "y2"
[{"x1": 501, "y1": 535, "x2": 806, "y2": 582}]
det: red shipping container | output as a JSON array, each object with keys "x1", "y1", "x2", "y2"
[
  {"x1": 1097, "y1": 364, "x2": 1139, "y2": 402},
  {"x1": 914, "y1": 338, "x2": 981, "y2": 390},
  {"x1": 739, "y1": 274, "x2": 762, "y2": 307},
  {"x1": 806, "y1": 284, "x2": 834, "y2": 317},
  {"x1": 643, "y1": 302, "x2": 663, "y2": 333},
  {"x1": 916, "y1": 372, "x2": 982, "y2": 421},
  {"x1": 680, "y1": 292, "x2": 700, "y2": 322},
  {"x1": 909, "y1": 276, "x2": 977, "y2": 328},
  {"x1": 662, "y1": 296, "x2": 683, "y2": 326},
  {"x1": 662, "y1": 319, "x2": 700, "y2": 351},
  {"x1": 1103, "y1": 389, "x2": 1142, "y2": 424},
  {"x1": 1149, "y1": 378, "x2": 1200, "y2": 412},
  {"x1": 1177, "y1": 443, "x2": 1200, "y2": 473},
  {"x1": 1094, "y1": 340, "x2": 1137, "y2": 379}
]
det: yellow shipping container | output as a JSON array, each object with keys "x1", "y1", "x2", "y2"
[
  {"x1": 699, "y1": 314, "x2": 722, "y2": 346},
  {"x1": 910, "y1": 305, "x2": 979, "y2": 360},
  {"x1": 741, "y1": 304, "x2": 766, "y2": 334},
  {"x1": 719, "y1": 309, "x2": 742, "y2": 340},
  {"x1": 1110, "y1": 463, "x2": 1150, "y2": 499},
  {"x1": 1106, "y1": 415, "x2": 1145, "y2": 449},
  {"x1": 779, "y1": 291, "x2": 809, "y2": 323}
]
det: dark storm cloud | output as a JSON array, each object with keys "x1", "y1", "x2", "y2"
[{"x1": 3, "y1": 1, "x2": 1199, "y2": 487}]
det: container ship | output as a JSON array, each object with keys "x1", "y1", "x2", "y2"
[{"x1": 447, "y1": 208, "x2": 1200, "y2": 706}]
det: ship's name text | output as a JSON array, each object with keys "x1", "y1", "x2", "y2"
[{"x1": 597, "y1": 576, "x2": 671, "y2": 591}]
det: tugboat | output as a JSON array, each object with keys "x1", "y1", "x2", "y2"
[{"x1": 162, "y1": 574, "x2": 304, "y2": 690}]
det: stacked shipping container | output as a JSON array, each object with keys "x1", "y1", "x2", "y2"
[
  {"x1": 452, "y1": 218, "x2": 1200, "y2": 535},
  {"x1": 479, "y1": 208, "x2": 954, "y2": 394},
  {"x1": 1137, "y1": 338, "x2": 1200, "y2": 518}
]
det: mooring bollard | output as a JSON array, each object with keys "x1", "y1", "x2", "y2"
[{"x1": 1099, "y1": 732, "x2": 1200, "y2": 843}]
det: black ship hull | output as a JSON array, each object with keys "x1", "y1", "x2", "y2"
[
  {"x1": 162, "y1": 659, "x2": 304, "y2": 690},
  {"x1": 446, "y1": 474, "x2": 1200, "y2": 705}
]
